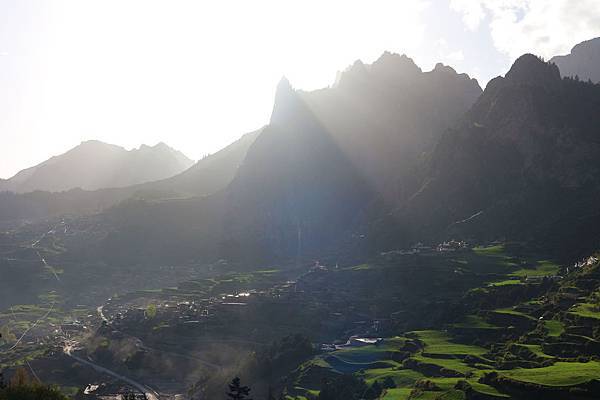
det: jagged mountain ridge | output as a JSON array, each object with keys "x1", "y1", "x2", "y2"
[
  {"x1": 0, "y1": 140, "x2": 194, "y2": 193},
  {"x1": 550, "y1": 37, "x2": 600, "y2": 83},
  {"x1": 404, "y1": 54, "x2": 600, "y2": 259},
  {"x1": 99, "y1": 53, "x2": 483, "y2": 264},
  {"x1": 301, "y1": 52, "x2": 482, "y2": 203}
]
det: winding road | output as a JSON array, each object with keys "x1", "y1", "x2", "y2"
[{"x1": 63, "y1": 343, "x2": 160, "y2": 400}]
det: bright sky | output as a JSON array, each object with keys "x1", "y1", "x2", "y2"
[{"x1": 2, "y1": 0, "x2": 600, "y2": 178}]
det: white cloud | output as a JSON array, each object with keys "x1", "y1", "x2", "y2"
[
  {"x1": 451, "y1": 0, "x2": 600, "y2": 59},
  {"x1": 446, "y1": 50, "x2": 465, "y2": 62},
  {"x1": 434, "y1": 38, "x2": 465, "y2": 65}
]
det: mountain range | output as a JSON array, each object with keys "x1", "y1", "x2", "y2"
[
  {"x1": 550, "y1": 37, "x2": 600, "y2": 83},
  {"x1": 98, "y1": 53, "x2": 483, "y2": 264},
  {"x1": 0, "y1": 131, "x2": 259, "y2": 222},
  {"x1": 404, "y1": 53, "x2": 600, "y2": 258},
  {"x1": 0, "y1": 140, "x2": 193, "y2": 193},
  {"x1": 2, "y1": 38, "x2": 600, "y2": 265}
]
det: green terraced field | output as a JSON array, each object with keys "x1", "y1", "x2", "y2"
[
  {"x1": 452, "y1": 315, "x2": 498, "y2": 329},
  {"x1": 510, "y1": 260, "x2": 560, "y2": 278},
  {"x1": 492, "y1": 308, "x2": 536, "y2": 320},
  {"x1": 502, "y1": 361, "x2": 600, "y2": 386},
  {"x1": 380, "y1": 388, "x2": 413, "y2": 400},
  {"x1": 488, "y1": 279, "x2": 523, "y2": 287},
  {"x1": 568, "y1": 303, "x2": 600, "y2": 319},
  {"x1": 363, "y1": 368, "x2": 425, "y2": 386},
  {"x1": 473, "y1": 245, "x2": 506, "y2": 255},
  {"x1": 518, "y1": 344, "x2": 554, "y2": 359},
  {"x1": 412, "y1": 330, "x2": 488, "y2": 356},
  {"x1": 544, "y1": 319, "x2": 565, "y2": 337}
]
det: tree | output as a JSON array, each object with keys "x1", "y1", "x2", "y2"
[
  {"x1": 122, "y1": 391, "x2": 138, "y2": 400},
  {"x1": 188, "y1": 374, "x2": 209, "y2": 400},
  {"x1": 0, "y1": 327, "x2": 16, "y2": 345},
  {"x1": 318, "y1": 375, "x2": 368, "y2": 400},
  {"x1": 226, "y1": 377, "x2": 252, "y2": 400},
  {"x1": 9, "y1": 368, "x2": 29, "y2": 387},
  {"x1": 364, "y1": 380, "x2": 382, "y2": 399},
  {"x1": 381, "y1": 377, "x2": 396, "y2": 389},
  {"x1": 0, "y1": 368, "x2": 68, "y2": 400},
  {"x1": 145, "y1": 304, "x2": 157, "y2": 319}
]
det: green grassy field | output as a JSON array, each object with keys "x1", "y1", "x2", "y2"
[
  {"x1": 473, "y1": 245, "x2": 505, "y2": 255},
  {"x1": 510, "y1": 260, "x2": 560, "y2": 278},
  {"x1": 544, "y1": 319, "x2": 565, "y2": 337},
  {"x1": 412, "y1": 330, "x2": 487, "y2": 356},
  {"x1": 502, "y1": 361, "x2": 600, "y2": 386},
  {"x1": 452, "y1": 315, "x2": 497, "y2": 329},
  {"x1": 492, "y1": 307, "x2": 536, "y2": 320},
  {"x1": 488, "y1": 279, "x2": 523, "y2": 287},
  {"x1": 568, "y1": 302, "x2": 600, "y2": 319},
  {"x1": 285, "y1": 245, "x2": 600, "y2": 399},
  {"x1": 380, "y1": 388, "x2": 412, "y2": 400}
]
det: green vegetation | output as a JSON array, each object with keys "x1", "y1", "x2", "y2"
[
  {"x1": 5, "y1": 238, "x2": 600, "y2": 400},
  {"x1": 381, "y1": 388, "x2": 412, "y2": 399},
  {"x1": 544, "y1": 320, "x2": 564, "y2": 337},
  {"x1": 510, "y1": 260, "x2": 560, "y2": 278},
  {"x1": 145, "y1": 303, "x2": 157, "y2": 318},
  {"x1": 284, "y1": 244, "x2": 600, "y2": 399},
  {"x1": 568, "y1": 303, "x2": 600, "y2": 319},
  {"x1": 502, "y1": 361, "x2": 600, "y2": 386},
  {"x1": 412, "y1": 330, "x2": 487, "y2": 356},
  {"x1": 0, "y1": 368, "x2": 68, "y2": 400},
  {"x1": 472, "y1": 245, "x2": 505, "y2": 255},
  {"x1": 492, "y1": 307, "x2": 536, "y2": 320},
  {"x1": 452, "y1": 315, "x2": 496, "y2": 329},
  {"x1": 488, "y1": 279, "x2": 522, "y2": 287}
]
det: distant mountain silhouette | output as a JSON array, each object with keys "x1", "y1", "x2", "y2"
[
  {"x1": 550, "y1": 37, "x2": 600, "y2": 83},
  {"x1": 0, "y1": 140, "x2": 193, "y2": 193},
  {"x1": 0, "y1": 131, "x2": 259, "y2": 221}
]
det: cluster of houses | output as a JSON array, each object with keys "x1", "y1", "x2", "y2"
[
  {"x1": 570, "y1": 255, "x2": 599, "y2": 272},
  {"x1": 436, "y1": 240, "x2": 468, "y2": 252},
  {"x1": 320, "y1": 335, "x2": 384, "y2": 352},
  {"x1": 379, "y1": 240, "x2": 469, "y2": 259}
]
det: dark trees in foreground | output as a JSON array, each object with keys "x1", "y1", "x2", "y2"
[
  {"x1": 318, "y1": 374, "x2": 382, "y2": 400},
  {"x1": 0, "y1": 368, "x2": 68, "y2": 400},
  {"x1": 226, "y1": 377, "x2": 252, "y2": 400}
]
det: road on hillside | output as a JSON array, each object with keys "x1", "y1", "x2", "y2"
[{"x1": 63, "y1": 343, "x2": 160, "y2": 400}]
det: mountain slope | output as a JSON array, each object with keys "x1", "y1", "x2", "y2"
[
  {"x1": 0, "y1": 131, "x2": 260, "y2": 222},
  {"x1": 551, "y1": 37, "x2": 600, "y2": 83},
  {"x1": 138, "y1": 129, "x2": 261, "y2": 197},
  {"x1": 0, "y1": 140, "x2": 193, "y2": 193},
  {"x1": 300, "y1": 52, "x2": 482, "y2": 203},
  {"x1": 98, "y1": 54, "x2": 483, "y2": 265},
  {"x1": 405, "y1": 54, "x2": 600, "y2": 259}
]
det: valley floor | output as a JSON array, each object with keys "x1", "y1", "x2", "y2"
[{"x1": 2, "y1": 235, "x2": 600, "y2": 400}]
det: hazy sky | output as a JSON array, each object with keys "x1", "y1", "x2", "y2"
[{"x1": 2, "y1": 0, "x2": 600, "y2": 178}]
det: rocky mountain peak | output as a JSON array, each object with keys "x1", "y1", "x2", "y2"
[
  {"x1": 371, "y1": 52, "x2": 422, "y2": 78},
  {"x1": 270, "y1": 76, "x2": 300, "y2": 125},
  {"x1": 505, "y1": 53, "x2": 561, "y2": 89},
  {"x1": 550, "y1": 37, "x2": 600, "y2": 83}
]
